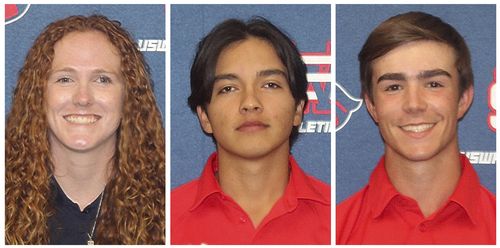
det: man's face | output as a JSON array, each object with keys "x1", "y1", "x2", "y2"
[
  {"x1": 46, "y1": 31, "x2": 125, "y2": 153},
  {"x1": 197, "y1": 37, "x2": 304, "y2": 159},
  {"x1": 366, "y1": 41, "x2": 473, "y2": 162}
]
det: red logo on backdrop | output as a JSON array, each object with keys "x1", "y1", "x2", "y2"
[
  {"x1": 487, "y1": 68, "x2": 496, "y2": 132},
  {"x1": 298, "y1": 41, "x2": 332, "y2": 133},
  {"x1": 302, "y1": 41, "x2": 331, "y2": 115},
  {"x1": 5, "y1": 4, "x2": 19, "y2": 19},
  {"x1": 5, "y1": 4, "x2": 30, "y2": 25}
]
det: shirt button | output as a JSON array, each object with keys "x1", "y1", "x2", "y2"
[
  {"x1": 419, "y1": 222, "x2": 429, "y2": 232},
  {"x1": 239, "y1": 217, "x2": 247, "y2": 223}
]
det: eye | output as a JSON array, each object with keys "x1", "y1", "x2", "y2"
[
  {"x1": 384, "y1": 84, "x2": 402, "y2": 92},
  {"x1": 96, "y1": 75, "x2": 112, "y2": 84},
  {"x1": 427, "y1": 81, "x2": 443, "y2": 88},
  {"x1": 263, "y1": 82, "x2": 281, "y2": 89},
  {"x1": 55, "y1": 77, "x2": 73, "y2": 84},
  {"x1": 218, "y1": 86, "x2": 236, "y2": 94}
]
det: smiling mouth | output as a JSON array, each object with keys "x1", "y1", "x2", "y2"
[
  {"x1": 400, "y1": 123, "x2": 435, "y2": 133},
  {"x1": 63, "y1": 114, "x2": 101, "y2": 124}
]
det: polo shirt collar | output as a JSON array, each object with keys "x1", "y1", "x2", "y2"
[
  {"x1": 366, "y1": 156, "x2": 400, "y2": 219},
  {"x1": 367, "y1": 154, "x2": 481, "y2": 225},
  {"x1": 190, "y1": 152, "x2": 329, "y2": 211},
  {"x1": 284, "y1": 155, "x2": 330, "y2": 208},
  {"x1": 447, "y1": 154, "x2": 482, "y2": 225},
  {"x1": 190, "y1": 153, "x2": 222, "y2": 211}
]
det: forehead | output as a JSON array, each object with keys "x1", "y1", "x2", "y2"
[
  {"x1": 215, "y1": 37, "x2": 285, "y2": 75},
  {"x1": 52, "y1": 30, "x2": 121, "y2": 70},
  {"x1": 371, "y1": 41, "x2": 457, "y2": 79}
]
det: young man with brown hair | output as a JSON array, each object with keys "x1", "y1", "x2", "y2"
[{"x1": 336, "y1": 11, "x2": 495, "y2": 244}]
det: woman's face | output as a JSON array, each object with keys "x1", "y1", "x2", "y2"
[{"x1": 46, "y1": 30, "x2": 125, "y2": 153}]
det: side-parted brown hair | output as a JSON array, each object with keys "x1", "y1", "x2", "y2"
[
  {"x1": 359, "y1": 11, "x2": 473, "y2": 102},
  {"x1": 6, "y1": 15, "x2": 165, "y2": 244}
]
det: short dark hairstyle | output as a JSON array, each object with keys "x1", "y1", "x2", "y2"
[
  {"x1": 359, "y1": 11, "x2": 473, "y2": 102},
  {"x1": 188, "y1": 17, "x2": 308, "y2": 145}
]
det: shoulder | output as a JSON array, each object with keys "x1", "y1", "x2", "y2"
[
  {"x1": 337, "y1": 186, "x2": 369, "y2": 218},
  {"x1": 478, "y1": 185, "x2": 496, "y2": 208},
  {"x1": 171, "y1": 179, "x2": 200, "y2": 219},
  {"x1": 306, "y1": 174, "x2": 331, "y2": 199},
  {"x1": 336, "y1": 186, "x2": 369, "y2": 244},
  {"x1": 289, "y1": 155, "x2": 330, "y2": 202}
]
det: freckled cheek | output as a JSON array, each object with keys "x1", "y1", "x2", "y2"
[
  {"x1": 45, "y1": 90, "x2": 72, "y2": 113},
  {"x1": 95, "y1": 92, "x2": 125, "y2": 114}
]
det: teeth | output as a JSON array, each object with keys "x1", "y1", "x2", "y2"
[
  {"x1": 64, "y1": 115, "x2": 99, "y2": 124},
  {"x1": 401, "y1": 123, "x2": 434, "y2": 133}
]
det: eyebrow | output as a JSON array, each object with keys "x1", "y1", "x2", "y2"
[
  {"x1": 49, "y1": 67, "x2": 77, "y2": 74},
  {"x1": 376, "y1": 69, "x2": 452, "y2": 84},
  {"x1": 49, "y1": 67, "x2": 118, "y2": 75},
  {"x1": 376, "y1": 73, "x2": 405, "y2": 84},
  {"x1": 417, "y1": 69, "x2": 452, "y2": 80},
  {"x1": 213, "y1": 73, "x2": 239, "y2": 83},
  {"x1": 214, "y1": 69, "x2": 287, "y2": 83},
  {"x1": 256, "y1": 69, "x2": 287, "y2": 79}
]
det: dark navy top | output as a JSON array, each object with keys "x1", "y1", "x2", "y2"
[{"x1": 48, "y1": 178, "x2": 102, "y2": 245}]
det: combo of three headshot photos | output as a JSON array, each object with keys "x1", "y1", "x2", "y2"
[{"x1": 4, "y1": 3, "x2": 496, "y2": 245}]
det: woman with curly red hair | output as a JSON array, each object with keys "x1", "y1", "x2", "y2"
[{"x1": 6, "y1": 15, "x2": 165, "y2": 244}]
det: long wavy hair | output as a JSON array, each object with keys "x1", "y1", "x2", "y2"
[{"x1": 5, "y1": 15, "x2": 165, "y2": 244}]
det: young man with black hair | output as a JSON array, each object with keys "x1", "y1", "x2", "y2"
[
  {"x1": 337, "y1": 11, "x2": 495, "y2": 244},
  {"x1": 171, "y1": 18, "x2": 330, "y2": 245}
]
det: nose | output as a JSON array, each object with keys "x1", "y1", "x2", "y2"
[
  {"x1": 72, "y1": 83, "x2": 94, "y2": 106},
  {"x1": 402, "y1": 84, "x2": 427, "y2": 114},
  {"x1": 240, "y1": 90, "x2": 263, "y2": 114}
]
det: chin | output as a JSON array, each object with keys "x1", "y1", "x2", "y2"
[
  {"x1": 238, "y1": 150, "x2": 271, "y2": 159},
  {"x1": 66, "y1": 143, "x2": 94, "y2": 152},
  {"x1": 224, "y1": 145, "x2": 274, "y2": 160},
  {"x1": 398, "y1": 149, "x2": 440, "y2": 162},
  {"x1": 60, "y1": 136, "x2": 97, "y2": 151}
]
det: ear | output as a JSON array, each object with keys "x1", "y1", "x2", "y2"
[
  {"x1": 196, "y1": 106, "x2": 213, "y2": 134},
  {"x1": 457, "y1": 86, "x2": 474, "y2": 119},
  {"x1": 364, "y1": 93, "x2": 379, "y2": 123},
  {"x1": 293, "y1": 100, "x2": 305, "y2": 126}
]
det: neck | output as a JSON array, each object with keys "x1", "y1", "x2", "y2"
[
  {"x1": 50, "y1": 140, "x2": 114, "y2": 211},
  {"x1": 217, "y1": 143, "x2": 290, "y2": 228},
  {"x1": 385, "y1": 142, "x2": 462, "y2": 217}
]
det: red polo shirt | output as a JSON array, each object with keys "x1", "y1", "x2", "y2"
[
  {"x1": 171, "y1": 152, "x2": 330, "y2": 244},
  {"x1": 337, "y1": 154, "x2": 495, "y2": 244}
]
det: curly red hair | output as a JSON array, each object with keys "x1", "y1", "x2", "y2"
[{"x1": 6, "y1": 15, "x2": 165, "y2": 244}]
